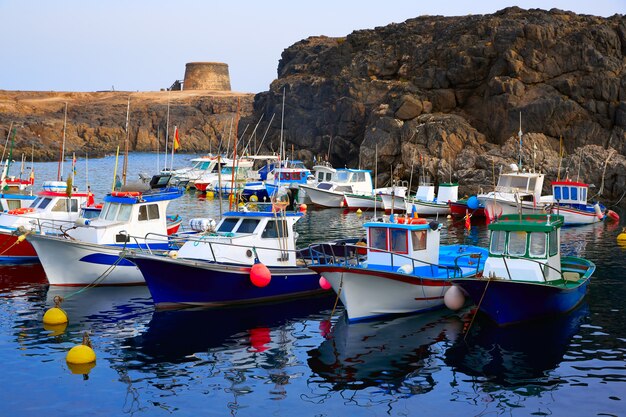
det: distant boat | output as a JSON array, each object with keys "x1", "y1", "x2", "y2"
[
  {"x1": 300, "y1": 168, "x2": 375, "y2": 208},
  {"x1": 550, "y1": 179, "x2": 619, "y2": 225},
  {"x1": 305, "y1": 215, "x2": 488, "y2": 321},
  {"x1": 404, "y1": 180, "x2": 459, "y2": 216},
  {"x1": 450, "y1": 213, "x2": 595, "y2": 325}
]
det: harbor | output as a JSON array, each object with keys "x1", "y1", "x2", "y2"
[{"x1": 0, "y1": 153, "x2": 624, "y2": 416}]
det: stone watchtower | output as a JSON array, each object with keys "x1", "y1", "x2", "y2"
[{"x1": 183, "y1": 62, "x2": 231, "y2": 91}]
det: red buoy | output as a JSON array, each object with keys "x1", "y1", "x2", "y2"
[
  {"x1": 319, "y1": 276, "x2": 332, "y2": 290},
  {"x1": 250, "y1": 262, "x2": 271, "y2": 287}
]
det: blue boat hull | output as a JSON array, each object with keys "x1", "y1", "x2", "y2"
[
  {"x1": 129, "y1": 254, "x2": 324, "y2": 308},
  {"x1": 453, "y1": 278, "x2": 590, "y2": 325}
]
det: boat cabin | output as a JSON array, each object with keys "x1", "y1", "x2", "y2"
[
  {"x1": 364, "y1": 218, "x2": 441, "y2": 269},
  {"x1": 495, "y1": 168, "x2": 545, "y2": 203},
  {"x1": 0, "y1": 193, "x2": 36, "y2": 212},
  {"x1": 312, "y1": 165, "x2": 336, "y2": 183},
  {"x1": 552, "y1": 180, "x2": 588, "y2": 206},
  {"x1": 484, "y1": 214, "x2": 564, "y2": 282},
  {"x1": 177, "y1": 203, "x2": 302, "y2": 267},
  {"x1": 335, "y1": 169, "x2": 374, "y2": 195},
  {"x1": 67, "y1": 188, "x2": 182, "y2": 249}
]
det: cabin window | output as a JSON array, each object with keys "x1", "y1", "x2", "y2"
[
  {"x1": 292, "y1": 172, "x2": 301, "y2": 180},
  {"x1": 317, "y1": 183, "x2": 333, "y2": 190},
  {"x1": 508, "y1": 231, "x2": 527, "y2": 257},
  {"x1": 570, "y1": 187, "x2": 578, "y2": 200},
  {"x1": 390, "y1": 229, "x2": 408, "y2": 254},
  {"x1": 411, "y1": 230, "x2": 427, "y2": 251},
  {"x1": 236, "y1": 219, "x2": 260, "y2": 234},
  {"x1": 554, "y1": 186, "x2": 562, "y2": 200},
  {"x1": 104, "y1": 203, "x2": 119, "y2": 221},
  {"x1": 217, "y1": 218, "x2": 239, "y2": 232},
  {"x1": 6, "y1": 200, "x2": 22, "y2": 211},
  {"x1": 369, "y1": 227, "x2": 388, "y2": 251},
  {"x1": 31, "y1": 197, "x2": 42, "y2": 207},
  {"x1": 316, "y1": 172, "x2": 324, "y2": 182},
  {"x1": 117, "y1": 204, "x2": 132, "y2": 222},
  {"x1": 355, "y1": 172, "x2": 366, "y2": 182},
  {"x1": 51, "y1": 198, "x2": 69, "y2": 212},
  {"x1": 529, "y1": 232, "x2": 546, "y2": 258},
  {"x1": 261, "y1": 220, "x2": 288, "y2": 238},
  {"x1": 489, "y1": 231, "x2": 506, "y2": 255},
  {"x1": 325, "y1": 172, "x2": 332, "y2": 181},
  {"x1": 549, "y1": 230, "x2": 558, "y2": 256},
  {"x1": 562, "y1": 187, "x2": 570, "y2": 199},
  {"x1": 38, "y1": 198, "x2": 52, "y2": 210},
  {"x1": 70, "y1": 199, "x2": 79, "y2": 212},
  {"x1": 582, "y1": 188, "x2": 587, "y2": 201},
  {"x1": 138, "y1": 204, "x2": 159, "y2": 221}
]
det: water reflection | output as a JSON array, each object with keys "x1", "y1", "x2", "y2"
[
  {"x1": 308, "y1": 310, "x2": 463, "y2": 394},
  {"x1": 445, "y1": 303, "x2": 589, "y2": 388}
]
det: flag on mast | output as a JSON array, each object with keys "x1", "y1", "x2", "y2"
[
  {"x1": 72, "y1": 153, "x2": 77, "y2": 177},
  {"x1": 173, "y1": 127, "x2": 180, "y2": 151}
]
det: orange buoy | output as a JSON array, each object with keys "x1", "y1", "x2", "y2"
[{"x1": 250, "y1": 262, "x2": 271, "y2": 287}]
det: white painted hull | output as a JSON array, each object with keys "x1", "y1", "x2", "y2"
[
  {"x1": 343, "y1": 194, "x2": 382, "y2": 210},
  {"x1": 380, "y1": 193, "x2": 406, "y2": 212},
  {"x1": 320, "y1": 269, "x2": 448, "y2": 321},
  {"x1": 551, "y1": 206, "x2": 602, "y2": 225},
  {"x1": 405, "y1": 199, "x2": 450, "y2": 216},
  {"x1": 299, "y1": 186, "x2": 345, "y2": 208},
  {"x1": 483, "y1": 198, "x2": 544, "y2": 222},
  {"x1": 28, "y1": 234, "x2": 145, "y2": 286}
]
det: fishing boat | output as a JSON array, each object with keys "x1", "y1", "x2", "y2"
[
  {"x1": 404, "y1": 181, "x2": 459, "y2": 216},
  {"x1": 27, "y1": 178, "x2": 183, "y2": 286},
  {"x1": 448, "y1": 197, "x2": 486, "y2": 218},
  {"x1": 477, "y1": 164, "x2": 551, "y2": 222},
  {"x1": 0, "y1": 183, "x2": 93, "y2": 264},
  {"x1": 550, "y1": 179, "x2": 619, "y2": 225},
  {"x1": 124, "y1": 203, "x2": 322, "y2": 308},
  {"x1": 262, "y1": 160, "x2": 311, "y2": 202},
  {"x1": 449, "y1": 213, "x2": 595, "y2": 325},
  {"x1": 379, "y1": 183, "x2": 408, "y2": 212},
  {"x1": 304, "y1": 215, "x2": 488, "y2": 322},
  {"x1": 299, "y1": 168, "x2": 374, "y2": 208}
]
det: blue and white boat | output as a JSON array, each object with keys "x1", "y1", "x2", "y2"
[
  {"x1": 550, "y1": 179, "x2": 619, "y2": 225},
  {"x1": 27, "y1": 177, "x2": 183, "y2": 286},
  {"x1": 305, "y1": 215, "x2": 488, "y2": 321},
  {"x1": 450, "y1": 213, "x2": 596, "y2": 325},
  {"x1": 125, "y1": 203, "x2": 322, "y2": 308}
]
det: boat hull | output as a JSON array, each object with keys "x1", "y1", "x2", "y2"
[
  {"x1": 405, "y1": 200, "x2": 450, "y2": 216},
  {"x1": 310, "y1": 266, "x2": 450, "y2": 321},
  {"x1": 551, "y1": 205, "x2": 603, "y2": 225},
  {"x1": 28, "y1": 234, "x2": 149, "y2": 286},
  {"x1": 300, "y1": 186, "x2": 345, "y2": 208},
  {"x1": 128, "y1": 253, "x2": 324, "y2": 308},
  {"x1": 343, "y1": 194, "x2": 382, "y2": 210},
  {"x1": 449, "y1": 200, "x2": 485, "y2": 218},
  {"x1": 380, "y1": 193, "x2": 406, "y2": 212},
  {"x1": 0, "y1": 231, "x2": 39, "y2": 264},
  {"x1": 452, "y1": 277, "x2": 590, "y2": 325}
]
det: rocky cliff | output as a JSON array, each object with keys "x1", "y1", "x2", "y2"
[
  {"x1": 244, "y1": 7, "x2": 626, "y2": 203},
  {"x1": 0, "y1": 90, "x2": 254, "y2": 161}
]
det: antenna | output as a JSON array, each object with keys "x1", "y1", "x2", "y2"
[{"x1": 518, "y1": 112, "x2": 523, "y2": 171}]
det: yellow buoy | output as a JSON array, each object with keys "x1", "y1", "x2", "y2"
[
  {"x1": 43, "y1": 296, "x2": 68, "y2": 325},
  {"x1": 617, "y1": 228, "x2": 626, "y2": 242},
  {"x1": 356, "y1": 208, "x2": 362, "y2": 215},
  {"x1": 43, "y1": 322, "x2": 68, "y2": 336},
  {"x1": 67, "y1": 361, "x2": 96, "y2": 375},
  {"x1": 206, "y1": 191, "x2": 215, "y2": 200},
  {"x1": 250, "y1": 194, "x2": 259, "y2": 202},
  {"x1": 66, "y1": 332, "x2": 96, "y2": 365}
]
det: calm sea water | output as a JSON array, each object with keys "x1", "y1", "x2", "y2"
[{"x1": 1, "y1": 153, "x2": 624, "y2": 416}]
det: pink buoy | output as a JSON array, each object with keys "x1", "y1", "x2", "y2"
[
  {"x1": 319, "y1": 276, "x2": 332, "y2": 290},
  {"x1": 250, "y1": 263, "x2": 271, "y2": 287}
]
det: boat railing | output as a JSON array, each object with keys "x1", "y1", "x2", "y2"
[
  {"x1": 304, "y1": 241, "x2": 478, "y2": 279},
  {"x1": 29, "y1": 218, "x2": 82, "y2": 235},
  {"x1": 138, "y1": 231, "x2": 300, "y2": 263},
  {"x1": 454, "y1": 252, "x2": 485, "y2": 278},
  {"x1": 496, "y1": 255, "x2": 570, "y2": 285}
]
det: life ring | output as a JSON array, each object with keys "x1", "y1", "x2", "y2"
[
  {"x1": 409, "y1": 218, "x2": 428, "y2": 224},
  {"x1": 396, "y1": 217, "x2": 406, "y2": 224},
  {"x1": 111, "y1": 191, "x2": 142, "y2": 197},
  {"x1": 8, "y1": 207, "x2": 36, "y2": 215}
]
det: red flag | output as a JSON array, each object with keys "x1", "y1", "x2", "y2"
[
  {"x1": 173, "y1": 127, "x2": 180, "y2": 151},
  {"x1": 87, "y1": 191, "x2": 95, "y2": 207}
]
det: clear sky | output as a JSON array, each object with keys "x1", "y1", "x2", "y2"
[{"x1": 0, "y1": 0, "x2": 622, "y2": 94}]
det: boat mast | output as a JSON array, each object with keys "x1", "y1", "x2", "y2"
[
  {"x1": 518, "y1": 112, "x2": 523, "y2": 171},
  {"x1": 164, "y1": 90, "x2": 170, "y2": 171},
  {"x1": 58, "y1": 102, "x2": 68, "y2": 181},
  {"x1": 122, "y1": 95, "x2": 130, "y2": 186}
]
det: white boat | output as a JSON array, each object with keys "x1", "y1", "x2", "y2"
[
  {"x1": 0, "y1": 184, "x2": 93, "y2": 264},
  {"x1": 477, "y1": 164, "x2": 550, "y2": 222},
  {"x1": 305, "y1": 216, "x2": 488, "y2": 321},
  {"x1": 27, "y1": 179, "x2": 182, "y2": 286},
  {"x1": 299, "y1": 168, "x2": 374, "y2": 208},
  {"x1": 404, "y1": 181, "x2": 458, "y2": 216},
  {"x1": 379, "y1": 184, "x2": 408, "y2": 212}
]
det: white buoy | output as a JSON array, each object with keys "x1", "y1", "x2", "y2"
[
  {"x1": 444, "y1": 285, "x2": 466, "y2": 310},
  {"x1": 397, "y1": 264, "x2": 413, "y2": 274}
]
